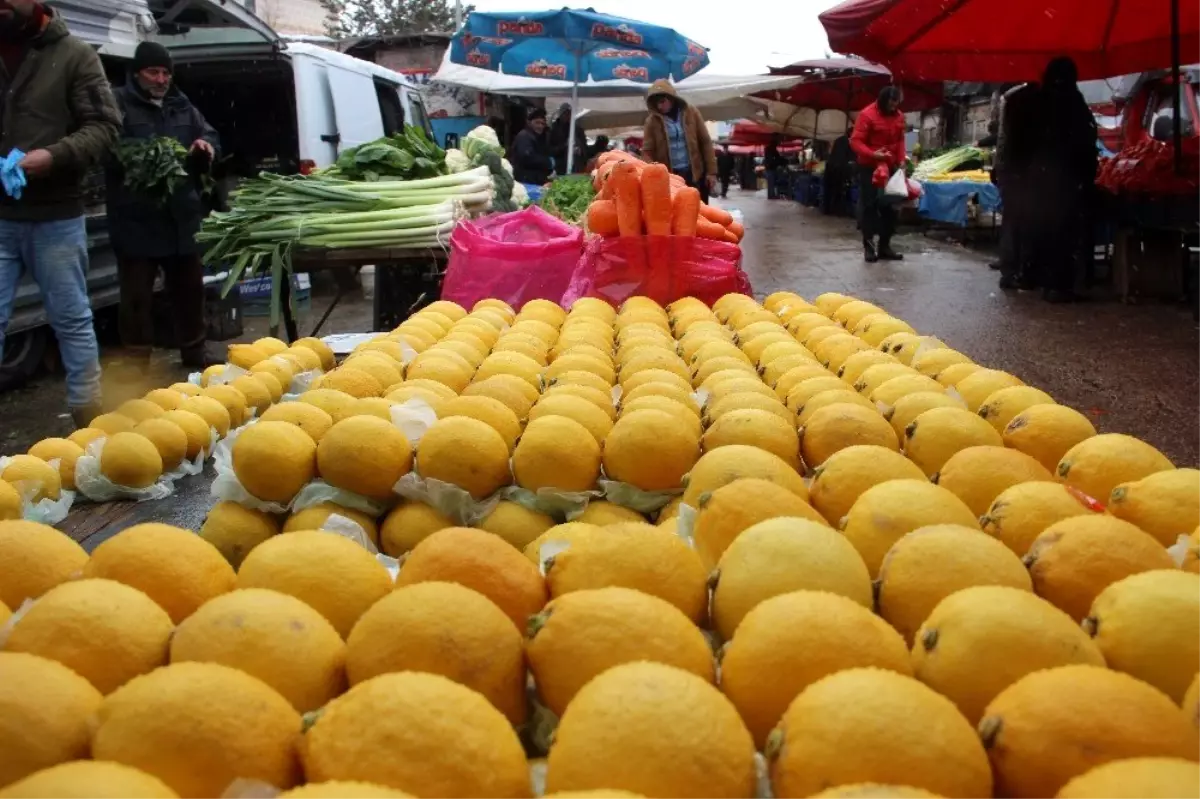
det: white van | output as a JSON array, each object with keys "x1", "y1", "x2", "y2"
[
  {"x1": 145, "y1": 2, "x2": 432, "y2": 175},
  {"x1": 0, "y1": 0, "x2": 429, "y2": 390}
]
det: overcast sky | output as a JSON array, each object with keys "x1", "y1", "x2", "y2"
[{"x1": 467, "y1": 0, "x2": 847, "y2": 75}]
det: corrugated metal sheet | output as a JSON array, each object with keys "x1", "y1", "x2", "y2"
[{"x1": 47, "y1": 0, "x2": 155, "y2": 50}]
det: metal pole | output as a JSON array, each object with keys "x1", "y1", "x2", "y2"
[
  {"x1": 454, "y1": 0, "x2": 463, "y2": 28},
  {"x1": 1171, "y1": 0, "x2": 1182, "y2": 174},
  {"x1": 566, "y1": 52, "x2": 580, "y2": 174}
]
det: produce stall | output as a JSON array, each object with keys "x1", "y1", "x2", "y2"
[
  {"x1": 199, "y1": 124, "x2": 525, "y2": 340},
  {"x1": 2, "y1": 286, "x2": 1197, "y2": 799},
  {"x1": 1095, "y1": 136, "x2": 1200, "y2": 304},
  {"x1": 910, "y1": 147, "x2": 1000, "y2": 228}
]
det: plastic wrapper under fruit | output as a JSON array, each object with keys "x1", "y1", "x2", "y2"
[
  {"x1": 73, "y1": 439, "x2": 175, "y2": 503},
  {"x1": 394, "y1": 472, "x2": 501, "y2": 527},
  {"x1": 442, "y1": 206, "x2": 585, "y2": 311},
  {"x1": 675, "y1": 502, "x2": 699, "y2": 546},
  {"x1": 279, "y1": 368, "x2": 323, "y2": 401},
  {"x1": 388, "y1": 397, "x2": 438, "y2": 445},
  {"x1": 314, "y1": 511, "x2": 400, "y2": 583},
  {"x1": 563, "y1": 235, "x2": 751, "y2": 309},
  {"x1": 209, "y1": 422, "x2": 290, "y2": 514},
  {"x1": 0, "y1": 598, "x2": 33, "y2": 648},
  {"x1": 597, "y1": 478, "x2": 680, "y2": 515},
  {"x1": 0, "y1": 455, "x2": 75, "y2": 524},
  {"x1": 291, "y1": 480, "x2": 391, "y2": 519},
  {"x1": 502, "y1": 484, "x2": 599, "y2": 523},
  {"x1": 1168, "y1": 533, "x2": 1193, "y2": 567}
]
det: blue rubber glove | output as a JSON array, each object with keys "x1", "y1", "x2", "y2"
[{"x1": 1, "y1": 150, "x2": 27, "y2": 200}]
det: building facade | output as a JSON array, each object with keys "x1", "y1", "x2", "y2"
[{"x1": 240, "y1": 0, "x2": 326, "y2": 36}]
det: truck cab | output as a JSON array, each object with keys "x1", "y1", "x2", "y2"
[
  {"x1": 1, "y1": 0, "x2": 430, "y2": 391},
  {"x1": 1124, "y1": 68, "x2": 1200, "y2": 146}
]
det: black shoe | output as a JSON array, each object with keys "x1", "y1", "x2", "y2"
[
  {"x1": 1043, "y1": 288, "x2": 1075, "y2": 304},
  {"x1": 988, "y1": 260, "x2": 1003, "y2": 270},
  {"x1": 181, "y1": 346, "x2": 225, "y2": 370},
  {"x1": 878, "y1": 245, "x2": 904, "y2": 261},
  {"x1": 998, "y1": 274, "x2": 1018, "y2": 290},
  {"x1": 70, "y1": 403, "x2": 103, "y2": 430},
  {"x1": 1016, "y1": 275, "x2": 1040, "y2": 291},
  {"x1": 863, "y1": 240, "x2": 879, "y2": 263}
]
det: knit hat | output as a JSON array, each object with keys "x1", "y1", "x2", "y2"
[{"x1": 133, "y1": 41, "x2": 173, "y2": 74}]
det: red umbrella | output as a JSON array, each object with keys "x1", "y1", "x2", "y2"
[
  {"x1": 760, "y1": 57, "x2": 943, "y2": 112},
  {"x1": 819, "y1": 0, "x2": 1198, "y2": 82},
  {"x1": 728, "y1": 121, "x2": 803, "y2": 145}
]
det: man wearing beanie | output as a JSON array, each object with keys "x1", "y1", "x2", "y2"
[
  {"x1": 107, "y1": 40, "x2": 220, "y2": 370},
  {"x1": 0, "y1": 0, "x2": 120, "y2": 427}
]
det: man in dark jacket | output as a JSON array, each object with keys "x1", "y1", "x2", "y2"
[
  {"x1": 763, "y1": 136, "x2": 786, "y2": 199},
  {"x1": 0, "y1": 0, "x2": 120, "y2": 427},
  {"x1": 716, "y1": 144, "x2": 734, "y2": 198},
  {"x1": 108, "y1": 42, "x2": 220, "y2": 369},
  {"x1": 822, "y1": 133, "x2": 853, "y2": 216},
  {"x1": 509, "y1": 108, "x2": 554, "y2": 185}
]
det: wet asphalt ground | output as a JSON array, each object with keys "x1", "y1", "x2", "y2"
[{"x1": 1, "y1": 189, "x2": 1195, "y2": 545}]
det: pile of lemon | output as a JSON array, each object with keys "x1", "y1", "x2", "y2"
[{"x1": 0, "y1": 291, "x2": 1198, "y2": 799}]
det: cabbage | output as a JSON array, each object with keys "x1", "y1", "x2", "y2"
[
  {"x1": 512, "y1": 182, "x2": 529, "y2": 207},
  {"x1": 445, "y1": 148, "x2": 471, "y2": 174},
  {"x1": 463, "y1": 125, "x2": 505, "y2": 161}
]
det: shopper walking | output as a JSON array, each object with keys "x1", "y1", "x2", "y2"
[
  {"x1": 764, "y1": 136, "x2": 785, "y2": 199},
  {"x1": 643, "y1": 80, "x2": 717, "y2": 203},
  {"x1": 1026, "y1": 57, "x2": 1097, "y2": 303},
  {"x1": 822, "y1": 133, "x2": 853, "y2": 216},
  {"x1": 0, "y1": 0, "x2": 120, "y2": 427},
  {"x1": 993, "y1": 81, "x2": 1041, "y2": 290},
  {"x1": 850, "y1": 85, "x2": 906, "y2": 262},
  {"x1": 108, "y1": 42, "x2": 221, "y2": 370},
  {"x1": 716, "y1": 144, "x2": 734, "y2": 198}
]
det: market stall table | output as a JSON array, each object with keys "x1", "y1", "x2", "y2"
[
  {"x1": 280, "y1": 246, "x2": 450, "y2": 342},
  {"x1": 918, "y1": 180, "x2": 1001, "y2": 227}
]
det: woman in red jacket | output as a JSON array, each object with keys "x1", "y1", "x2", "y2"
[{"x1": 851, "y1": 86, "x2": 906, "y2": 262}]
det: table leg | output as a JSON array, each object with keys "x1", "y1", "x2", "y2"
[
  {"x1": 278, "y1": 271, "x2": 299, "y2": 343},
  {"x1": 310, "y1": 283, "x2": 344, "y2": 338}
]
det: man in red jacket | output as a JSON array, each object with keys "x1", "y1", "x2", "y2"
[{"x1": 851, "y1": 86, "x2": 906, "y2": 262}]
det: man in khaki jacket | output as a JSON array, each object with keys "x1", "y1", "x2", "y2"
[
  {"x1": 642, "y1": 80, "x2": 717, "y2": 202},
  {"x1": 0, "y1": 0, "x2": 120, "y2": 426}
]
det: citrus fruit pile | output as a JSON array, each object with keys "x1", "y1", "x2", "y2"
[{"x1": 1, "y1": 291, "x2": 1198, "y2": 799}]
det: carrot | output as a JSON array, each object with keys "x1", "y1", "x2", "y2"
[
  {"x1": 699, "y1": 204, "x2": 733, "y2": 227},
  {"x1": 640, "y1": 163, "x2": 672, "y2": 236},
  {"x1": 611, "y1": 162, "x2": 643, "y2": 237},
  {"x1": 696, "y1": 218, "x2": 729, "y2": 241},
  {"x1": 671, "y1": 187, "x2": 700, "y2": 236},
  {"x1": 667, "y1": 173, "x2": 687, "y2": 189},
  {"x1": 728, "y1": 221, "x2": 745, "y2": 242},
  {"x1": 598, "y1": 150, "x2": 637, "y2": 166},
  {"x1": 587, "y1": 200, "x2": 619, "y2": 236},
  {"x1": 722, "y1": 228, "x2": 739, "y2": 243}
]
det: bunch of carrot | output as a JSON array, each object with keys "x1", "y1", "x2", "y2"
[{"x1": 586, "y1": 151, "x2": 745, "y2": 244}]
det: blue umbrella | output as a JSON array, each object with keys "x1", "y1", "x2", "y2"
[{"x1": 449, "y1": 7, "x2": 710, "y2": 172}]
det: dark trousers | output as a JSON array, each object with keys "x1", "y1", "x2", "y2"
[
  {"x1": 117, "y1": 253, "x2": 207, "y2": 360},
  {"x1": 857, "y1": 165, "x2": 897, "y2": 245},
  {"x1": 675, "y1": 169, "x2": 710, "y2": 204},
  {"x1": 718, "y1": 174, "x2": 730, "y2": 198},
  {"x1": 823, "y1": 166, "x2": 850, "y2": 216}
]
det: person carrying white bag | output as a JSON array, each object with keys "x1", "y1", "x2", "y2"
[{"x1": 851, "y1": 85, "x2": 907, "y2": 263}]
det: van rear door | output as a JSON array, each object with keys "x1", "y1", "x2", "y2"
[
  {"x1": 145, "y1": 0, "x2": 280, "y2": 60},
  {"x1": 326, "y1": 66, "x2": 386, "y2": 152}
]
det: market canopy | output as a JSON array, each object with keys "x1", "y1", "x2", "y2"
[
  {"x1": 819, "y1": 0, "x2": 1200, "y2": 81},
  {"x1": 433, "y1": 48, "x2": 800, "y2": 99},
  {"x1": 759, "y1": 56, "x2": 943, "y2": 112}
]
